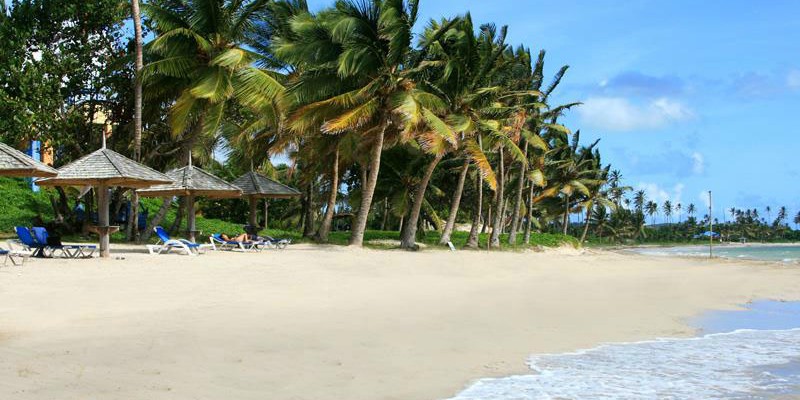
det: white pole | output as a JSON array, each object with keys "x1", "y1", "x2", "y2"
[{"x1": 708, "y1": 191, "x2": 713, "y2": 259}]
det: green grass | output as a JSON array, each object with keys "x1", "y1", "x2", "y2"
[
  {"x1": 0, "y1": 177, "x2": 53, "y2": 233},
  {"x1": 326, "y1": 229, "x2": 577, "y2": 250},
  {"x1": 1, "y1": 177, "x2": 576, "y2": 250}
]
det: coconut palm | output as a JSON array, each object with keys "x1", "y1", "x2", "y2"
[
  {"x1": 273, "y1": 0, "x2": 454, "y2": 247},
  {"x1": 663, "y1": 200, "x2": 672, "y2": 224},
  {"x1": 687, "y1": 203, "x2": 696, "y2": 220},
  {"x1": 646, "y1": 200, "x2": 658, "y2": 225},
  {"x1": 794, "y1": 211, "x2": 800, "y2": 229},
  {"x1": 424, "y1": 16, "x2": 512, "y2": 245},
  {"x1": 633, "y1": 190, "x2": 646, "y2": 213},
  {"x1": 143, "y1": 0, "x2": 284, "y2": 162}
]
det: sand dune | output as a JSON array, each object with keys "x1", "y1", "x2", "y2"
[{"x1": 1, "y1": 245, "x2": 799, "y2": 399}]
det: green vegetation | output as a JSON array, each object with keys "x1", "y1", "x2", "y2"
[{"x1": 0, "y1": 178, "x2": 53, "y2": 231}]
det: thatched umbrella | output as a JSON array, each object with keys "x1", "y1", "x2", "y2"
[
  {"x1": 138, "y1": 159, "x2": 242, "y2": 242},
  {"x1": 232, "y1": 171, "x2": 301, "y2": 230},
  {"x1": 36, "y1": 140, "x2": 172, "y2": 257},
  {"x1": 0, "y1": 142, "x2": 58, "y2": 177}
]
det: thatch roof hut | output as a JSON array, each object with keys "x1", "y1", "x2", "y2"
[
  {"x1": 0, "y1": 142, "x2": 58, "y2": 177},
  {"x1": 138, "y1": 163, "x2": 242, "y2": 241},
  {"x1": 36, "y1": 145, "x2": 173, "y2": 257},
  {"x1": 232, "y1": 171, "x2": 301, "y2": 228}
]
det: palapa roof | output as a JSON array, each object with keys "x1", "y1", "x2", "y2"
[
  {"x1": 138, "y1": 165, "x2": 242, "y2": 198},
  {"x1": 232, "y1": 171, "x2": 301, "y2": 199},
  {"x1": 36, "y1": 148, "x2": 172, "y2": 188},
  {"x1": 0, "y1": 142, "x2": 58, "y2": 177}
]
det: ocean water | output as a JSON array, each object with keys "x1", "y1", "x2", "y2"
[
  {"x1": 630, "y1": 244, "x2": 800, "y2": 263},
  {"x1": 448, "y1": 301, "x2": 800, "y2": 400}
]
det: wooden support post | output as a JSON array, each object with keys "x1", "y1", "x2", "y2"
[{"x1": 98, "y1": 184, "x2": 110, "y2": 258}]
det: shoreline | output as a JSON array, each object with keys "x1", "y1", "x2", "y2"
[{"x1": 2, "y1": 245, "x2": 800, "y2": 399}]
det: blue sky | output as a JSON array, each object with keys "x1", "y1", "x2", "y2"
[{"x1": 305, "y1": 0, "x2": 800, "y2": 223}]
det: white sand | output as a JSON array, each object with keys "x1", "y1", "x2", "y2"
[{"x1": 1, "y1": 244, "x2": 799, "y2": 400}]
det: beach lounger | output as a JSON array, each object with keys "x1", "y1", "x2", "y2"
[
  {"x1": 30, "y1": 227, "x2": 96, "y2": 258},
  {"x1": 209, "y1": 234, "x2": 256, "y2": 251},
  {"x1": 15, "y1": 226, "x2": 48, "y2": 258},
  {"x1": 147, "y1": 226, "x2": 211, "y2": 256},
  {"x1": 257, "y1": 235, "x2": 291, "y2": 250},
  {"x1": 1, "y1": 244, "x2": 32, "y2": 267}
]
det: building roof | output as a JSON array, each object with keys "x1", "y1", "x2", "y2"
[
  {"x1": 0, "y1": 142, "x2": 58, "y2": 177},
  {"x1": 137, "y1": 165, "x2": 242, "y2": 198},
  {"x1": 232, "y1": 171, "x2": 301, "y2": 199},
  {"x1": 35, "y1": 148, "x2": 171, "y2": 188}
]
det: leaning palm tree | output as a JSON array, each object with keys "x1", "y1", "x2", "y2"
[
  {"x1": 273, "y1": 0, "x2": 450, "y2": 247},
  {"x1": 646, "y1": 201, "x2": 658, "y2": 226},
  {"x1": 143, "y1": 0, "x2": 284, "y2": 163},
  {"x1": 422, "y1": 16, "x2": 511, "y2": 245}
]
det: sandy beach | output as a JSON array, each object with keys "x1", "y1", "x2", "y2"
[{"x1": 1, "y1": 245, "x2": 799, "y2": 400}]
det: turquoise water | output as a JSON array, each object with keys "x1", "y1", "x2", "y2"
[
  {"x1": 448, "y1": 301, "x2": 800, "y2": 399},
  {"x1": 631, "y1": 244, "x2": 800, "y2": 262}
]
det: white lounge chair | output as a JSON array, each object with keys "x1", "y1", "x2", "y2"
[
  {"x1": 2, "y1": 240, "x2": 33, "y2": 267},
  {"x1": 147, "y1": 226, "x2": 211, "y2": 256}
]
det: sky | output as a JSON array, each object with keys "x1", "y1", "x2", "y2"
[{"x1": 303, "y1": 0, "x2": 800, "y2": 224}]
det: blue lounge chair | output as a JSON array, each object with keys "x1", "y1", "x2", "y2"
[
  {"x1": 30, "y1": 227, "x2": 96, "y2": 258},
  {"x1": 209, "y1": 234, "x2": 256, "y2": 251},
  {"x1": 147, "y1": 226, "x2": 209, "y2": 256},
  {"x1": 15, "y1": 226, "x2": 49, "y2": 258}
]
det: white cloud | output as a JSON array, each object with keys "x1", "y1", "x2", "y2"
[
  {"x1": 578, "y1": 96, "x2": 694, "y2": 131},
  {"x1": 637, "y1": 182, "x2": 684, "y2": 205},
  {"x1": 691, "y1": 152, "x2": 705, "y2": 175},
  {"x1": 788, "y1": 70, "x2": 800, "y2": 89},
  {"x1": 698, "y1": 190, "x2": 712, "y2": 209}
]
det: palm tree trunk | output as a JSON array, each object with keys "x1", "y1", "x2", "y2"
[
  {"x1": 400, "y1": 153, "x2": 443, "y2": 249},
  {"x1": 127, "y1": 0, "x2": 144, "y2": 243},
  {"x1": 481, "y1": 205, "x2": 491, "y2": 234},
  {"x1": 263, "y1": 200, "x2": 269, "y2": 229},
  {"x1": 439, "y1": 159, "x2": 470, "y2": 245},
  {"x1": 523, "y1": 181, "x2": 534, "y2": 244},
  {"x1": 507, "y1": 143, "x2": 528, "y2": 245},
  {"x1": 466, "y1": 173, "x2": 483, "y2": 248},
  {"x1": 490, "y1": 147, "x2": 505, "y2": 247},
  {"x1": 316, "y1": 146, "x2": 339, "y2": 243},
  {"x1": 562, "y1": 194, "x2": 570, "y2": 235},
  {"x1": 303, "y1": 180, "x2": 315, "y2": 238},
  {"x1": 580, "y1": 201, "x2": 593, "y2": 244},
  {"x1": 349, "y1": 119, "x2": 387, "y2": 246},
  {"x1": 380, "y1": 198, "x2": 389, "y2": 231},
  {"x1": 141, "y1": 198, "x2": 172, "y2": 242}
]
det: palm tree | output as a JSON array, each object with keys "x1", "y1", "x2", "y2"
[
  {"x1": 127, "y1": 0, "x2": 145, "y2": 242},
  {"x1": 776, "y1": 206, "x2": 787, "y2": 226},
  {"x1": 675, "y1": 202, "x2": 682, "y2": 223},
  {"x1": 144, "y1": 0, "x2": 284, "y2": 162},
  {"x1": 794, "y1": 211, "x2": 800, "y2": 229},
  {"x1": 550, "y1": 131, "x2": 602, "y2": 235},
  {"x1": 633, "y1": 190, "x2": 646, "y2": 213},
  {"x1": 663, "y1": 200, "x2": 672, "y2": 224},
  {"x1": 273, "y1": 0, "x2": 449, "y2": 247},
  {"x1": 687, "y1": 203, "x2": 696, "y2": 220},
  {"x1": 646, "y1": 201, "x2": 658, "y2": 225},
  {"x1": 765, "y1": 206, "x2": 772, "y2": 224}
]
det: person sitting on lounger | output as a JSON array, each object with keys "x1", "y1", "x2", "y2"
[{"x1": 220, "y1": 233, "x2": 251, "y2": 242}]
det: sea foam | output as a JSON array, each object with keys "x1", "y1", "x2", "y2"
[{"x1": 449, "y1": 328, "x2": 800, "y2": 399}]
